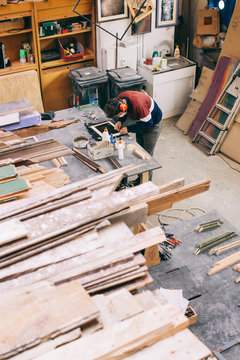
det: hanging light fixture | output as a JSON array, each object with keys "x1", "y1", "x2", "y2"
[{"x1": 218, "y1": 0, "x2": 225, "y2": 10}]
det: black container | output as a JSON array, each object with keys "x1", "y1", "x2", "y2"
[
  {"x1": 107, "y1": 66, "x2": 146, "y2": 98},
  {"x1": 69, "y1": 66, "x2": 109, "y2": 109}
]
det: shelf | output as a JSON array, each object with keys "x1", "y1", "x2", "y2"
[
  {"x1": 0, "y1": 61, "x2": 37, "y2": 76},
  {"x1": 41, "y1": 50, "x2": 94, "y2": 69},
  {"x1": 39, "y1": 28, "x2": 92, "y2": 40},
  {"x1": 0, "y1": 28, "x2": 32, "y2": 38}
]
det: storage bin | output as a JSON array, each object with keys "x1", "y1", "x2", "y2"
[
  {"x1": 107, "y1": 66, "x2": 146, "y2": 98},
  {"x1": 58, "y1": 37, "x2": 84, "y2": 62},
  {"x1": 69, "y1": 66, "x2": 109, "y2": 109}
]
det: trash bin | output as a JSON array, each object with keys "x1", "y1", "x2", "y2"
[
  {"x1": 107, "y1": 66, "x2": 146, "y2": 98},
  {"x1": 69, "y1": 66, "x2": 109, "y2": 109}
]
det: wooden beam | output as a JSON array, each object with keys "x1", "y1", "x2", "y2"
[{"x1": 147, "y1": 179, "x2": 211, "y2": 215}]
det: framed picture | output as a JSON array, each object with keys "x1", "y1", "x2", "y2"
[
  {"x1": 156, "y1": 0, "x2": 179, "y2": 28},
  {"x1": 97, "y1": 0, "x2": 129, "y2": 23},
  {"x1": 131, "y1": 10, "x2": 152, "y2": 35}
]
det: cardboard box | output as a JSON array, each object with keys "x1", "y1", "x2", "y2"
[{"x1": 220, "y1": 115, "x2": 240, "y2": 163}]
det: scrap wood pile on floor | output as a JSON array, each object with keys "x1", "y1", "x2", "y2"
[
  {"x1": 0, "y1": 283, "x2": 211, "y2": 360},
  {"x1": 0, "y1": 167, "x2": 211, "y2": 359}
]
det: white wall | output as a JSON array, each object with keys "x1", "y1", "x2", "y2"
[{"x1": 96, "y1": 0, "x2": 175, "y2": 71}]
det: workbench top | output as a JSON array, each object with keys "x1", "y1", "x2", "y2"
[{"x1": 36, "y1": 106, "x2": 161, "y2": 183}]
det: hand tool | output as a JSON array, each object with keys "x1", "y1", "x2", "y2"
[{"x1": 40, "y1": 110, "x2": 55, "y2": 120}]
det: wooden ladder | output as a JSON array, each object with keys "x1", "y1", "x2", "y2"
[{"x1": 193, "y1": 63, "x2": 240, "y2": 154}]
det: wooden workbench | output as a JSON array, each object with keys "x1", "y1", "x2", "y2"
[{"x1": 34, "y1": 106, "x2": 162, "y2": 184}]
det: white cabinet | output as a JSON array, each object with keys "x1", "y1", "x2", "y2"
[{"x1": 138, "y1": 62, "x2": 196, "y2": 119}]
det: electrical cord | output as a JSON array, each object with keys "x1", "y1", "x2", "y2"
[{"x1": 156, "y1": 207, "x2": 206, "y2": 226}]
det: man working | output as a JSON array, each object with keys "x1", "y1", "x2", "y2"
[{"x1": 104, "y1": 90, "x2": 162, "y2": 180}]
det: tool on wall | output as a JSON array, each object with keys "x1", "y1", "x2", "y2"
[{"x1": 193, "y1": 63, "x2": 240, "y2": 154}]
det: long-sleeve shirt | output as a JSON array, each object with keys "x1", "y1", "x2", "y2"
[{"x1": 116, "y1": 91, "x2": 162, "y2": 133}]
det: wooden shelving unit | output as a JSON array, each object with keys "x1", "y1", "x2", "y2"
[
  {"x1": 34, "y1": 0, "x2": 96, "y2": 112},
  {"x1": 0, "y1": 2, "x2": 38, "y2": 76},
  {"x1": 0, "y1": 0, "x2": 96, "y2": 112}
]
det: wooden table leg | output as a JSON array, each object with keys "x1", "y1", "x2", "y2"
[{"x1": 133, "y1": 223, "x2": 160, "y2": 267}]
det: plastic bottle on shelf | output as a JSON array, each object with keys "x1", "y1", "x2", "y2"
[
  {"x1": 174, "y1": 45, "x2": 180, "y2": 58},
  {"x1": 117, "y1": 140, "x2": 124, "y2": 160}
]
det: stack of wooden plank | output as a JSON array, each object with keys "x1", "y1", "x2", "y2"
[
  {"x1": 0, "y1": 129, "x2": 26, "y2": 149},
  {"x1": 0, "y1": 169, "x2": 211, "y2": 294},
  {"x1": 0, "y1": 168, "x2": 212, "y2": 359},
  {"x1": 0, "y1": 138, "x2": 73, "y2": 166},
  {"x1": 17, "y1": 164, "x2": 70, "y2": 196},
  {"x1": 0, "y1": 163, "x2": 70, "y2": 202},
  {"x1": 0, "y1": 283, "x2": 211, "y2": 360}
]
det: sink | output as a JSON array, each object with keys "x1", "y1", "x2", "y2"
[{"x1": 166, "y1": 57, "x2": 193, "y2": 69}]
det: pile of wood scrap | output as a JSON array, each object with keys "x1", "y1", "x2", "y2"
[
  {"x1": 0, "y1": 168, "x2": 212, "y2": 359},
  {"x1": 0, "y1": 168, "x2": 210, "y2": 296},
  {"x1": 17, "y1": 164, "x2": 70, "y2": 196},
  {"x1": 0, "y1": 284, "x2": 211, "y2": 360},
  {"x1": 0, "y1": 170, "x2": 163, "y2": 294},
  {"x1": 0, "y1": 164, "x2": 30, "y2": 201},
  {"x1": 0, "y1": 130, "x2": 26, "y2": 149},
  {"x1": 0, "y1": 163, "x2": 70, "y2": 202},
  {"x1": 0, "y1": 138, "x2": 73, "y2": 166},
  {"x1": 207, "y1": 250, "x2": 240, "y2": 278}
]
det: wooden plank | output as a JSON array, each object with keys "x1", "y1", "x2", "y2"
[
  {"x1": 86, "y1": 267, "x2": 148, "y2": 293},
  {"x1": 0, "y1": 281, "x2": 99, "y2": 359},
  {"x1": 106, "y1": 288, "x2": 144, "y2": 321},
  {"x1": 10, "y1": 328, "x2": 81, "y2": 360},
  {"x1": 0, "y1": 164, "x2": 17, "y2": 182},
  {"x1": 208, "y1": 251, "x2": 240, "y2": 275},
  {"x1": 0, "y1": 219, "x2": 28, "y2": 246},
  {"x1": 0, "y1": 165, "x2": 143, "y2": 221},
  {"x1": 158, "y1": 178, "x2": 185, "y2": 194},
  {"x1": 79, "y1": 253, "x2": 146, "y2": 287},
  {"x1": 0, "y1": 177, "x2": 29, "y2": 200},
  {"x1": 51, "y1": 225, "x2": 165, "y2": 286},
  {"x1": 147, "y1": 179, "x2": 211, "y2": 215},
  {"x1": 107, "y1": 272, "x2": 153, "y2": 294},
  {"x1": 0, "y1": 138, "x2": 73, "y2": 165},
  {"x1": 34, "y1": 303, "x2": 188, "y2": 360},
  {"x1": 126, "y1": 328, "x2": 211, "y2": 360},
  {"x1": 20, "y1": 182, "x2": 158, "y2": 241}
]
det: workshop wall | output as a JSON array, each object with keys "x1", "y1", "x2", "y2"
[{"x1": 96, "y1": 0, "x2": 175, "y2": 71}]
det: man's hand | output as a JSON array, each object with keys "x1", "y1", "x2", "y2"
[
  {"x1": 120, "y1": 127, "x2": 128, "y2": 135},
  {"x1": 114, "y1": 121, "x2": 122, "y2": 131}
]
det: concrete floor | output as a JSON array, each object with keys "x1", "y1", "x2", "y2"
[{"x1": 150, "y1": 116, "x2": 240, "y2": 231}]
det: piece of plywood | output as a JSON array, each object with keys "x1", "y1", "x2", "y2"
[
  {"x1": 175, "y1": 99, "x2": 202, "y2": 134},
  {"x1": 0, "y1": 70, "x2": 44, "y2": 113},
  {"x1": 107, "y1": 288, "x2": 144, "y2": 321},
  {"x1": 189, "y1": 67, "x2": 214, "y2": 103},
  {"x1": 35, "y1": 303, "x2": 188, "y2": 360},
  {"x1": 0, "y1": 281, "x2": 99, "y2": 359},
  {"x1": 126, "y1": 328, "x2": 211, "y2": 360}
]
